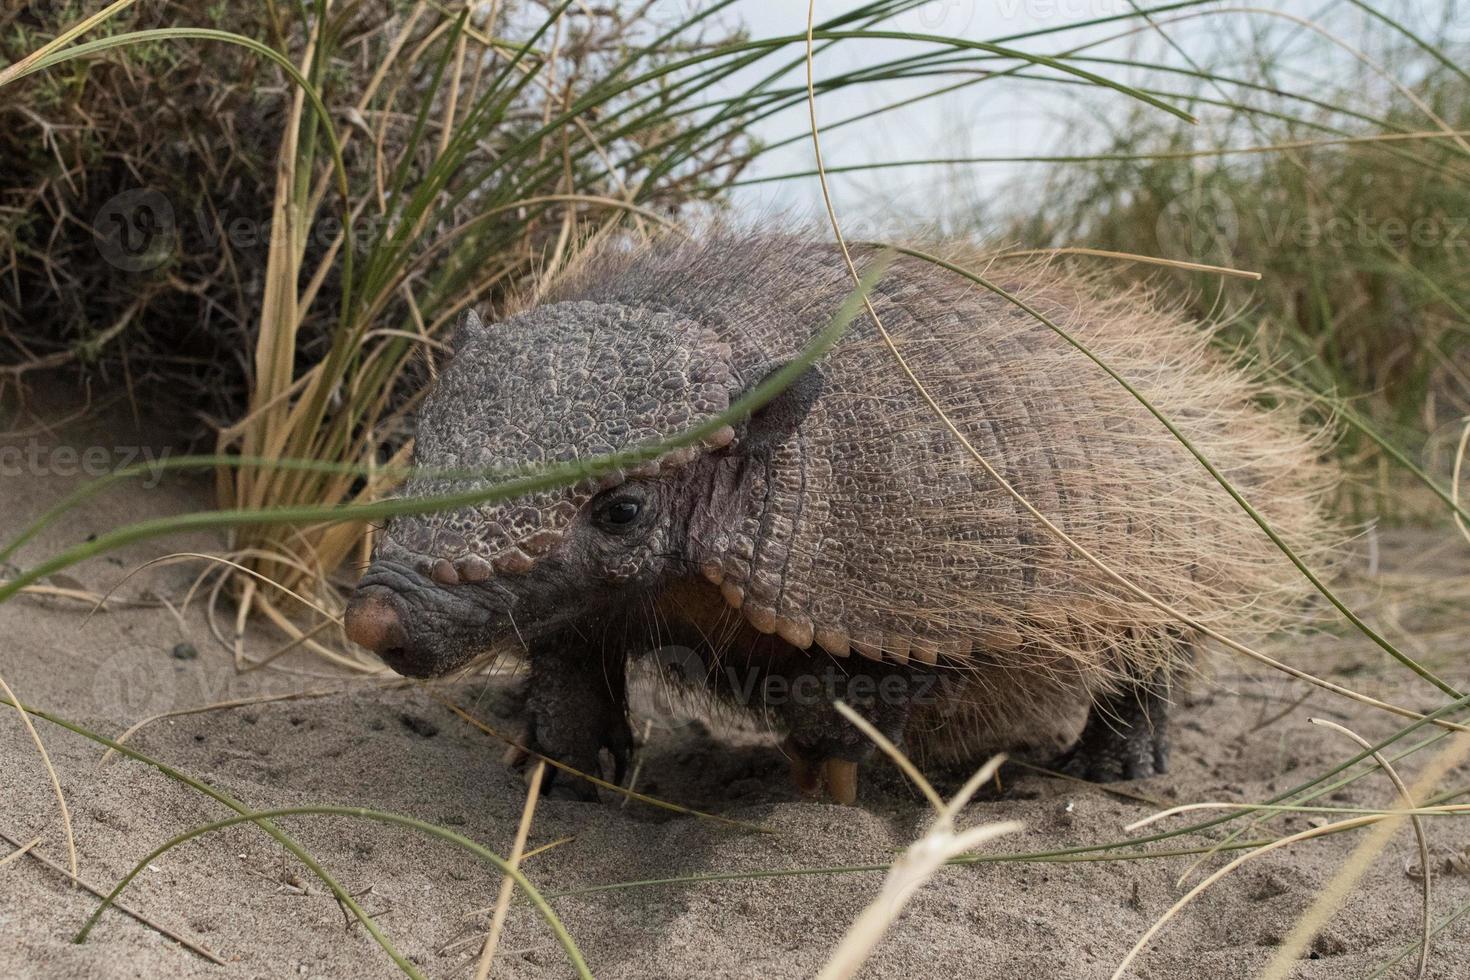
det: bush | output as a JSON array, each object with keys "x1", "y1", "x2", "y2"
[
  {"x1": 990, "y1": 62, "x2": 1470, "y2": 512},
  {"x1": 2, "y1": 1, "x2": 756, "y2": 659}
]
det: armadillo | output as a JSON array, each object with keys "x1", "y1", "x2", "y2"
[{"x1": 344, "y1": 233, "x2": 1339, "y2": 803}]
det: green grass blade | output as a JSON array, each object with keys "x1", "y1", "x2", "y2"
[
  {"x1": 2, "y1": 696, "x2": 421, "y2": 978},
  {"x1": 76, "y1": 806, "x2": 592, "y2": 980}
]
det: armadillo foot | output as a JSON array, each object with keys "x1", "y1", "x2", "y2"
[
  {"x1": 775, "y1": 659, "x2": 923, "y2": 805},
  {"x1": 784, "y1": 738, "x2": 861, "y2": 804},
  {"x1": 786, "y1": 740, "x2": 823, "y2": 796},
  {"x1": 522, "y1": 635, "x2": 632, "y2": 802},
  {"x1": 1054, "y1": 675, "x2": 1171, "y2": 783},
  {"x1": 525, "y1": 718, "x2": 633, "y2": 802},
  {"x1": 500, "y1": 719, "x2": 629, "y2": 795},
  {"x1": 822, "y1": 759, "x2": 859, "y2": 805}
]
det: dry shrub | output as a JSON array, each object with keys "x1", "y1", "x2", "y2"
[{"x1": 1, "y1": 1, "x2": 755, "y2": 661}]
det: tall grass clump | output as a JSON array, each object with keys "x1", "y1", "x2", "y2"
[
  {"x1": 0, "y1": 2, "x2": 750, "y2": 419},
  {"x1": 2, "y1": 0, "x2": 760, "y2": 656},
  {"x1": 988, "y1": 41, "x2": 1470, "y2": 514}
]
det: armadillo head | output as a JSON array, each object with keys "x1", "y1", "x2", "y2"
[{"x1": 343, "y1": 303, "x2": 811, "y2": 677}]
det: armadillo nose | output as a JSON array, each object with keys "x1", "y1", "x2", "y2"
[{"x1": 343, "y1": 589, "x2": 408, "y2": 655}]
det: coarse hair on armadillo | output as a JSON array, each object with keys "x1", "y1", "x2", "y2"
[{"x1": 541, "y1": 229, "x2": 1344, "y2": 741}]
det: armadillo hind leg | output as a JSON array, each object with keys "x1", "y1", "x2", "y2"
[
  {"x1": 522, "y1": 632, "x2": 633, "y2": 801},
  {"x1": 1054, "y1": 669, "x2": 1173, "y2": 782},
  {"x1": 775, "y1": 658, "x2": 928, "y2": 805}
]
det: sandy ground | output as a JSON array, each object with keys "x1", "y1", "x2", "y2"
[{"x1": 3, "y1": 396, "x2": 1469, "y2": 980}]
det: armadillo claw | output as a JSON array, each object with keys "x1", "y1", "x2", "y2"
[
  {"x1": 523, "y1": 716, "x2": 636, "y2": 803},
  {"x1": 788, "y1": 752, "x2": 823, "y2": 797},
  {"x1": 605, "y1": 725, "x2": 634, "y2": 787},
  {"x1": 784, "y1": 738, "x2": 859, "y2": 804},
  {"x1": 501, "y1": 723, "x2": 532, "y2": 768},
  {"x1": 823, "y1": 759, "x2": 859, "y2": 805}
]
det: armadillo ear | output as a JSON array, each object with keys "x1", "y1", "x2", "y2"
[
  {"x1": 741, "y1": 362, "x2": 825, "y2": 450},
  {"x1": 450, "y1": 308, "x2": 487, "y2": 353}
]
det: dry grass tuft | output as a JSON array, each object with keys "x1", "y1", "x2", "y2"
[{"x1": 817, "y1": 702, "x2": 1020, "y2": 980}]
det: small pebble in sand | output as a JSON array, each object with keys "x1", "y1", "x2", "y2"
[{"x1": 171, "y1": 641, "x2": 198, "y2": 660}]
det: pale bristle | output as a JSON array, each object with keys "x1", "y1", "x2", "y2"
[{"x1": 556, "y1": 229, "x2": 1344, "y2": 759}]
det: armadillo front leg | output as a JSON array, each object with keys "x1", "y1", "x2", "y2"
[
  {"x1": 1055, "y1": 670, "x2": 1172, "y2": 782},
  {"x1": 519, "y1": 632, "x2": 632, "y2": 801},
  {"x1": 775, "y1": 659, "x2": 920, "y2": 805}
]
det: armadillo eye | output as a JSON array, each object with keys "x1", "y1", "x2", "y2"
[{"x1": 598, "y1": 498, "x2": 641, "y2": 530}]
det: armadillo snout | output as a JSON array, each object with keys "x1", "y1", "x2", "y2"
[{"x1": 343, "y1": 586, "x2": 418, "y2": 673}]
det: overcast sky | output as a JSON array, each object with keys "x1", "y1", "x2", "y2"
[
  {"x1": 708, "y1": 0, "x2": 1460, "y2": 229},
  {"x1": 720, "y1": 0, "x2": 1140, "y2": 225}
]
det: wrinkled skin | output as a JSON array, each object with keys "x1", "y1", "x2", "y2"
[
  {"x1": 350, "y1": 465, "x2": 725, "y2": 798},
  {"x1": 351, "y1": 473, "x2": 702, "y2": 678}
]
